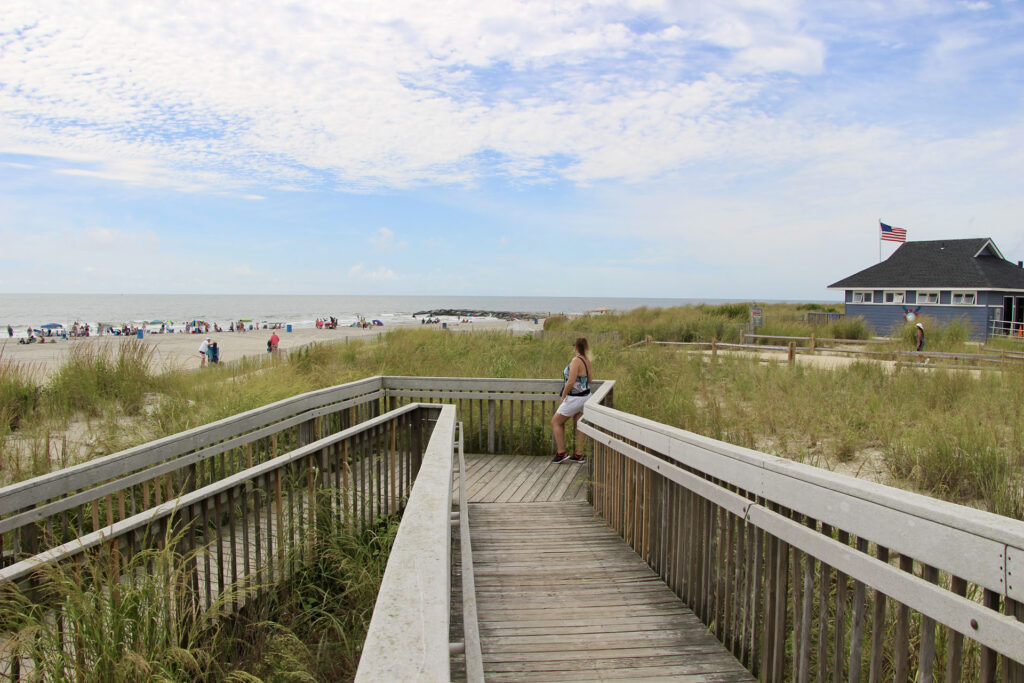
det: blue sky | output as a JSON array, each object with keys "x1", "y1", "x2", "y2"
[{"x1": 1, "y1": 0, "x2": 1022, "y2": 300}]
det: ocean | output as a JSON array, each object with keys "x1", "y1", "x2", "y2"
[{"x1": 0, "y1": 293, "x2": 744, "y2": 331}]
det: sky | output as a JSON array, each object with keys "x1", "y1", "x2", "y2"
[{"x1": 1, "y1": 1, "x2": 1022, "y2": 300}]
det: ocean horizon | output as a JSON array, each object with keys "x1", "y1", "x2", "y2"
[{"x1": 0, "y1": 293, "x2": 810, "y2": 331}]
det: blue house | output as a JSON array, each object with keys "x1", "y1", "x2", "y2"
[{"x1": 828, "y1": 238, "x2": 1024, "y2": 339}]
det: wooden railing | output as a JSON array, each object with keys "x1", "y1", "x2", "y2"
[
  {"x1": 580, "y1": 401, "x2": 1024, "y2": 681},
  {"x1": 382, "y1": 376, "x2": 612, "y2": 454},
  {"x1": 1, "y1": 402, "x2": 440, "y2": 679},
  {"x1": 0, "y1": 377, "x2": 387, "y2": 568},
  {"x1": 355, "y1": 405, "x2": 460, "y2": 681}
]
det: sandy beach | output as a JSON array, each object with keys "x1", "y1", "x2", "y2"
[{"x1": 1, "y1": 318, "x2": 544, "y2": 380}]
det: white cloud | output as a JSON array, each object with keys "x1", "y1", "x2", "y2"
[
  {"x1": 368, "y1": 227, "x2": 408, "y2": 251},
  {"x1": 0, "y1": 0, "x2": 868, "y2": 192}
]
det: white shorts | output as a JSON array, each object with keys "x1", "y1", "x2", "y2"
[{"x1": 556, "y1": 394, "x2": 589, "y2": 417}]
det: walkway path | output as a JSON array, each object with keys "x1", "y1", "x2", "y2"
[{"x1": 453, "y1": 455, "x2": 754, "y2": 681}]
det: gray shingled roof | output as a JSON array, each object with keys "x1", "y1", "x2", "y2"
[{"x1": 829, "y1": 238, "x2": 1024, "y2": 290}]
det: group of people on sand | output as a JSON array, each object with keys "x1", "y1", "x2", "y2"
[{"x1": 316, "y1": 317, "x2": 338, "y2": 329}]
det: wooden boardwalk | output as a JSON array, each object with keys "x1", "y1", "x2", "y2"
[{"x1": 453, "y1": 455, "x2": 753, "y2": 682}]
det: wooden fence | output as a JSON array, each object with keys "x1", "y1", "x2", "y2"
[
  {"x1": 580, "y1": 401, "x2": 1024, "y2": 682},
  {"x1": 0, "y1": 377, "x2": 385, "y2": 568},
  {"x1": 0, "y1": 402, "x2": 440, "y2": 679},
  {"x1": 381, "y1": 376, "x2": 612, "y2": 455}
]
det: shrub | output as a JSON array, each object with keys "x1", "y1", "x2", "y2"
[
  {"x1": 48, "y1": 341, "x2": 155, "y2": 416},
  {"x1": 829, "y1": 316, "x2": 872, "y2": 340},
  {"x1": 0, "y1": 356, "x2": 40, "y2": 429}
]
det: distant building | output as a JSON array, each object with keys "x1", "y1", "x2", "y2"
[{"x1": 828, "y1": 238, "x2": 1024, "y2": 339}]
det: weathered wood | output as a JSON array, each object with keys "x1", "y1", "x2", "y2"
[{"x1": 464, "y1": 500, "x2": 753, "y2": 681}]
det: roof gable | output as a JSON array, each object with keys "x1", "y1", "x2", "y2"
[{"x1": 828, "y1": 238, "x2": 1024, "y2": 290}]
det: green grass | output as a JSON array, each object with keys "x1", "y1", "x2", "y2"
[
  {"x1": 5, "y1": 313, "x2": 1024, "y2": 516},
  {"x1": 0, "y1": 509, "x2": 397, "y2": 682}
]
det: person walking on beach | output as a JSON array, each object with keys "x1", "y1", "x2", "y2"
[
  {"x1": 198, "y1": 337, "x2": 210, "y2": 367},
  {"x1": 268, "y1": 331, "x2": 280, "y2": 355},
  {"x1": 551, "y1": 337, "x2": 593, "y2": 464},
  {"x1": 6, "y1": 325, "x2": 12, "y2": 338}
]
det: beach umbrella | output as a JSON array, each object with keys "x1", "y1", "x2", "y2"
[
  {"x1": 40, "y1": 323, "x2": 63, "y2": 328},
  {"x1": 240, "y1": 318, "x2": 252, "y2": 322},
  {"x1": 148, "y1": 320, "x2": 163, "y2": 325}
]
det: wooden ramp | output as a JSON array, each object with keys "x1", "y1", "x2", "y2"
[{"x1": 453, "y1": 456, "x2": 753, "y2": 682}]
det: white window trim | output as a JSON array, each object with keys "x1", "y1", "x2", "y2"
[
  {"x1": 951, "y1": 291, "x2": 977, "y2": 305},
  {"x1": 917, "y1": 291, "x2": 939, "y2": 305},
  {"x1": 884, "y1": 291, "x2": 906, "y2": 304},
  {"x1": 852, "y1": 291, "x2": 874, "y2": 304}
]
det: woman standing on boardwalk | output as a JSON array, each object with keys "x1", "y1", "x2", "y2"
[{"x1": 552, "y1": 337, "x2": 593, "y2": 464}]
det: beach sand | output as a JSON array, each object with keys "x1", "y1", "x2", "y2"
[{"x1": 1, "y1": 318, "x2": 544, "y2": 380}]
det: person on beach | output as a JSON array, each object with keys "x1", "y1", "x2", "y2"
[
  {"x1": 6, "y1": 325, "x2": 12, "y2": 337},
  {"x1": 551, "y1": 337, "x2": 593, "y2": 464},
  {"x1": 198, "y1": 337, "x2": 210, "y2": 367},
  {"x1": 268, "y1": 331, "x2": 280, "y2": 355},
  {"x1": 915, "y1": 322, "x2": 928, "y2": 364}
]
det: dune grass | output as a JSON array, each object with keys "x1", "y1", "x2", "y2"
[
  {"x1": 0, "y1": 508, "x2": 397, "y2": 682},
  {"x1": 3, "y1": 314, "x2": 1023, "y2": 514}
]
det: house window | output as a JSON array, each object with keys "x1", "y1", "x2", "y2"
[
  {"x1": 884, "y1": 291, "x2": 905, "y2": 304},
  {"x1": 951, "y1": 291, "x2": 976, "y2": 305},
  {"x1": 918, "y1": 291, "x2": 939, "y2": 304},
  {"x1": 852, "y1": 291, "x2": 873, "y2": 303}
]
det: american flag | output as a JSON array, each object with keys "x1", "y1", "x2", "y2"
[{"x1": 880, "y1": 222, "x2": 907, "y2": 243}]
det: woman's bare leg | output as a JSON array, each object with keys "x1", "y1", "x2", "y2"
[
  {"x1": 551, "y1": 412, "x2": 569, "y2": 453},
  {"x1": 572, "y1": 413, "x2": 584, "y2": 454}
]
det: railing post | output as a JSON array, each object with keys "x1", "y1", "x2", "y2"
[
  {"x1": 788, "y1": 342, "x2": 796, "y2": 364},
  {"x1": 810, "y1": 333, "x2": 816, "y2": 353},
  {"x1": 487, "y1": 399, "x2": 495, "y2": 454},
  {"x1": 740, "y1": 330, "x2": 745, "y2": 345}
]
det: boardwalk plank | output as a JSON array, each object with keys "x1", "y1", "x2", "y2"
[{"x1": 458, "y1": 494, "x2": 753, "y2": 682}]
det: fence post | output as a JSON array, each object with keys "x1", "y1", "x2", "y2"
[
  {"x1": 740, "y1": 330, "x2": 745, "y2": 345},
  {"x1": 788, "y1": 342, "x2": 796, "y2": 364},
  {"x1": 712, "y1": 336, "x2": 718, "y2": 359},
  {"x1": 487, "y1": 399, "x2": 496, "y2": 454},
  {"x1": 810, "y1": 333, "x2": 816, "y2": 353}
]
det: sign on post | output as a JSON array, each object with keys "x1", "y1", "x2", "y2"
[{"x1": 750, "y1": 307, "x2": 763, "y2": 328}]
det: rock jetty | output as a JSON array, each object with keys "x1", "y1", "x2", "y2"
[{"x1": 413, "y1": 309, "x2": 543, "y2": 321}]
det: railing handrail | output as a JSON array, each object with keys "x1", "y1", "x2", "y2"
[
  {"x1": 581, "y1": 401, "x2": 1024, "y2": 599},
  {"x1": 2, "y1": 375, "x2": 594, "y2": 518},
  {"x1": 356, "y1": 404, "x2": 457, "y2": 681},
  {"x1": 0, "y1": 376, "x2": 386, "y2": 517},
  {"x1": 0, "y1": 402, "x2": 432, "y2": 586}
]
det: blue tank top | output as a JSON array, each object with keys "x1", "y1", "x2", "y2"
[{"x1": 563, "y1": 355, "x2": 590, "y2": 396}]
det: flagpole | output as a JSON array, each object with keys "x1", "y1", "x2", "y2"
[{"x1": 878, "y1": 218, "x2": 882, "y2": 263}]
